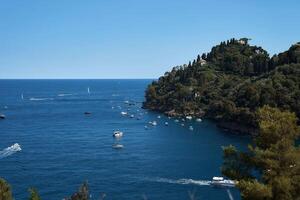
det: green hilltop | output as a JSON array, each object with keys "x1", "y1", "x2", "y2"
[{"x1": 143, "y1": 38, "x2": 300, "y2": 134}]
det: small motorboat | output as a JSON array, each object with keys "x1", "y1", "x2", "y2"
[
  {"x1": 152, "y1": 121, "x2": 157, "y2": 126},
  {"x1": 113, "y1": 131, "x2": 123, "y2": 138},
  {"x1": 8, "y1": 143, "x2": 22, "y2": 152},
  {"x1": 181, "y1": 123, "x2": 185, "y2": 126},
  {"x1": 174, "y1": 119, "x2": 179, "y2": 123},
  {"x1": 157, "y1": 115, "x2": 161, "y2": 119},
  {"x1": 211, "y1": 177, "x2": 236, "y2": 187},
  {"x1": 124, "y1": 100, "x2": 129, "y2": 104},
  {"x1": 121, "y1": 111, "x2": 128, "y2": 116},
  {"x1": 0, "y1": 114, "x2": 6, "y2": 119},
  {"x1": 144, "y1": 125, "x2": 148, "y2": 130},
  {"x1": 189, "y1": 126, "x2": 194, "y2": 131},
  {"x1": 196, "y1": 118, "x2": 202, "y2": 122},
  {"x1": 112, "y1": 144, "x2": 124, "y2": 149},
  {"x1": 164, "y1": 122, "x2": 169, "y2": 126},
  {"x1": 186, "y1": 116, "x2": 192, "y2": 120},
  {"x1": 130, "y1": 114, "x2": 134, "y2": 118}
]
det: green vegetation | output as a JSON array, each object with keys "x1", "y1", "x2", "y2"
[
  {"x1": 143, "y1": 39, "x2": 300, "y2": 134},
  {"x1": 222, "y1": 106, "x2": 300, "y2": 200},
  {"x1": 0, "y1": 178, "x2": 13, "y2": 200},
  {"x1": 65, "y1": 181, "x2": 89, "y2": 200},
  {"x1": 0, "y1": 180, "x2": 90, "y2": 200},
  {"x1": 28, "y1": 188, "x2": 41, "y2": 200}
]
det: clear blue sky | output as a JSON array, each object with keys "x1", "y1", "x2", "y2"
[{"x1": 0, "y1": 0, "x2": 299, "y2": 79}]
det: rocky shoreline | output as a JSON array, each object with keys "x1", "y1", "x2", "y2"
[{"x1": 143, "y1": 106, "x2": 257, "y2": 135}]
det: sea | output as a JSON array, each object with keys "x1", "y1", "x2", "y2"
[{"x1": 0, "y1": 79, "x2": 250, "y2": 200}]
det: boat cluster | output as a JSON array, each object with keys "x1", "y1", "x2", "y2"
[{"x1": 117, "y1": 100, "x2": 203, "y2": 132}]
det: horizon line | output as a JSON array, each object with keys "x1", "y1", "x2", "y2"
[{"x1": 0, "y1": 78, "x2": 156, "y2": 80}]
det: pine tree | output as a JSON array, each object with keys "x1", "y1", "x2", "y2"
[{"x1": 222, "y1": 106, "x2": 300, "y2": 200}]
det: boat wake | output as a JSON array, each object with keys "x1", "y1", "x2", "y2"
[
  {"x1": 144, "y1": 177, "x2": 211, "y2": 186},
  {"x1": 57, "y1": 93, "x2": 73, "y2": 97},
  {"x1": 0, "y1": 143, "x2": 22, "y2": 159},
  {"x1": 29, "y1": 97, "x2": 54, "y2": 101}
]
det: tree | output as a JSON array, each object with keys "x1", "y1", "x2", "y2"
[
  {"x1": 0, "y1": 178, "x2": 13, "y2": 200},
  {"x1": 28, "y1": 188, "x2": 41, "y2": 200},
  {"x1": 222, "y1": 106, "x2": 300, "y2": 200},
  {"x1": 65, "y1": 182, "x2": 89, "y2": 200}
]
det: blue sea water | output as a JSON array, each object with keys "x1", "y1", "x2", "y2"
[{"x1": 0, "y1": 80, "x2": 250, "y2": 200}]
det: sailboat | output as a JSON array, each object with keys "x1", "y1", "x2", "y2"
[
  {"x1": 87, "y1": 87, "x2": 90, "y2": 94},
  {"x1": 21, "y1": 93, "x2": 24, "y2": 100}
]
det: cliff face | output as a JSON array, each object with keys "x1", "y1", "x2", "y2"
[{"x1": 143, "y1": 39, "x2": 300, "y2": 134}]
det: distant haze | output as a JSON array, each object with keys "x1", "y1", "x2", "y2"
[{"x1": 0, "y1": 0, "x2": 299, "y2": 79}]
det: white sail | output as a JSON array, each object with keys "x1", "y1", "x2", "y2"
[
  {"x1": 87, "y1": 87, "x2": 90, "y2": 94},
  {"x1": 21, "y1": 93, "x2": 24, "y2": 100}
]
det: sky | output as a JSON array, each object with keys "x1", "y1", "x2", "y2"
[{"x1": 0, "y1": 0, "x2": 300, "y2": 79}]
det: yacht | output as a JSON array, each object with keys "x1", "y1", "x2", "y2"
[
  {"x1": 211, "y1": 177, "x2": 236, "y2": 187},
  {"x1": 113, "y1": 131, "x2": 123, "y2": 138}
]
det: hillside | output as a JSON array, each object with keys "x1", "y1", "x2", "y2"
[{"x1": 143, "y1": 38, "x2": 300, "y2": 134}]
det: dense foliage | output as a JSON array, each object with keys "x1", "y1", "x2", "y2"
[
  {"x1": 143, "y1": 39, "x2": 300, "y2": 133},
  {"x1": 0, "y1": 180, "x2": 89, "y2": 200},
  {"x1": 222, "y1": 106, "x2": 300, "y2": 200},
  {"x1": 0, "y1": 178, "x2": 13, "y2": 200}
]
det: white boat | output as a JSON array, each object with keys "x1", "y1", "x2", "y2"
[
  {"x1": 144, "y1": 125, "x2": 148, "y2": 129},
  {"x1": 211, "y1": 177, "x2": 236, "y2": 187},
  {"x1": 157, "y1": 115, "x2": 161, "y2": 119},
  {"x1": 196, "y1": 118, "x2": 202, "y2": 122},
  {"x1": 124, "y1": 100, "x2": 129, "y2": 104},
  {"x1": 149, "y1": 121, "x2": 157, "y2": 126},
  {"x1": 0, "y1": 114, "x2": 6, "y2": 119},
  {"x1": 8, "y1": 143, "x2": 22, "y2": 152},
  {"x1": 87, "y1": 87, "x2": 90, "y2": 94},
  {"x1": 181, "y1": 123, "x2": 185, "y2": 126},
  {"x1": 130, "y1": 114, "x2": 134, "y2": 118},
  {"x1": 121, "y1": 111, "x2": 128, "y2": 116},
  {"x1": 189, "y1": 126, "x2": 193, "y2": 131},
  {"x1": 112, "y1": 144, "x2": 124, "y2": 149},
  {"x1": 164, "y1": 122, "x2": 169, "y2": 126},
  {"x1": 174, "y1": 119, "x2": 179, "y2": 123},
  {"x1": 186, "y1": 116, "x2": 192, "y2": 120},
  {"x1": 113, "y1": 131, "x2": 123, "y2": 138},
  {"x1": 21, "y1": 93, "x2": 24, "y2": 100}
]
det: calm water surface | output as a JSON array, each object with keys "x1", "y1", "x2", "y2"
[{"x1": 0, "y1": 80, "x2": 249, "y2": 200}]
